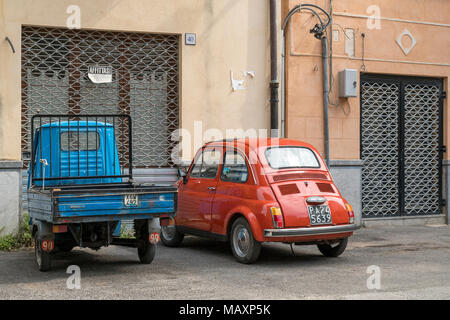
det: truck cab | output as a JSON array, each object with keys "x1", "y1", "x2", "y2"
[{"x1": 30, "y1": 121, "x2": 121, "y2": 187}]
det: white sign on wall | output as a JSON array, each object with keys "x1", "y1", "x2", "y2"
[{"x1": 88, "y1": 66, "x2": 113, "y2": 83}]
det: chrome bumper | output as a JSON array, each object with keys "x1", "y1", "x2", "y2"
[{"x1": 264, "y1": 223, "x2": 359, "y2": 237}]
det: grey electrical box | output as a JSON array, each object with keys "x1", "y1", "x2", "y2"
[{"x1": 338, "y1": 69, "x2": 358, "y2": 97}]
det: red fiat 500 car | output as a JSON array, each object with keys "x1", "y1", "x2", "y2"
[{"x1": 161, "y1": 138, "x2": 359, "y2": 263}]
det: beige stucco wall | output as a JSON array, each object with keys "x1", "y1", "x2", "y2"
[
  {"x1": 0, "y1": 0, "x2": 278, "y2": 161},
  {"x1": 284, "y1": 0, "x2": 450, "y2": 160}
]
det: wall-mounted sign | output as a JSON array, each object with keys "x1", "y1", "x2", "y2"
[
  {"x1": 185, "y1": 33, "x2": 196, "y2": 46},
  {"x1": 88, "y1": 66, "x2": 112, "y2": 83}
]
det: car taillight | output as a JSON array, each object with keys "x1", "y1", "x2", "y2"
[
  {"x1": 345, "y1": 203, "x2": 355, "y2": 224},
  {"x1": 270, "y1": 207, "x2": 284, "y2": 229}
]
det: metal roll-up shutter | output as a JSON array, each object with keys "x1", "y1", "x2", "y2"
[{"x1": 21, "y1": 26, "x2": 180, "y2": 190}]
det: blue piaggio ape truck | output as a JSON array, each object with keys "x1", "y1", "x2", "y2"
[{"x1": 28, "y1": 115, "x2": 177, "y2": 271}]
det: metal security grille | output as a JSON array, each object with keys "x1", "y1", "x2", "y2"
[
  {"x1": 403, "y1": 83, "x2": 441, "y2": 215},
  {"x1": 361, "y1": 75, "x2": 443, "y2": 218},
  {"x1": 21, "y1": 26, "x2": 179, "y2": 169},
  {"x1": 361, "y1": 82, "x2": 400, "y2": 216}
]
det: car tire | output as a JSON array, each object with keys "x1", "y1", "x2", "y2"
[
  {"x1": 160, "y1": 225, "x2": 184, "y2": 247},
  {"x1": 230, "y1": 217, "x2": 261, "y2": 264},
  {"x1": 35, "y1": 232, "x2": 52, "y2": 272},
  {"x1": 317, "y1": 238, "x2": 348, "y2": 257}
]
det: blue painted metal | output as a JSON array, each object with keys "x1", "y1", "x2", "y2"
[
  {"x1": 31, "y1": 121, "x2": 121, "y2": 186},
  {"x1": 56, "y1": 192, "x2": 175, "y2": 217}
]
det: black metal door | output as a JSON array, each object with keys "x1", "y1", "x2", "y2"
[{"x1": 361, "y1": 74, "x2": 444, "y2": 218}]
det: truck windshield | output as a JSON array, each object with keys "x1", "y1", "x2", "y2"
[
  {"x1": 60, "y1": 131, "x2": 100, "y2": 151},
  {"x1": 265, "y1": 147, "x2": 320, "y2": 169}
]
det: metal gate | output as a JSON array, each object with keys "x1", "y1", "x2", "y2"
[
  {"x1": 21, "y1": 26, "x2": 179, "y2": 170},
  {"x1": 361, "y1": 74, "x2": 444, "y2": 218}
]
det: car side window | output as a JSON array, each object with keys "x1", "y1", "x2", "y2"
[
  {"x1": 189, "y1": 149, "x2": 221, "y2": 179},
  {"x1": 220, "y1": 151, "x2": 249, "y2": 183}
]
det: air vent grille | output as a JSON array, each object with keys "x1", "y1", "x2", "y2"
[
  {"x1": 317, "y1": 183, "x2": 335, "y2": 193},
  {"x1": 278, "y1": 184, "x2": 300, "y2": 195}
]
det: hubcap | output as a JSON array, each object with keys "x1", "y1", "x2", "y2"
[
  {"x1": 233, "y1": 225, "x2": 250, "y2": 257},
  {"x1": 161, "y1": 225, "x2": 176, "y2": 241}
]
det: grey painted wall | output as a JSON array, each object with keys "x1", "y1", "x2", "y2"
[
  {"x1": 0, "y1": 161, "x2": 22, "y2": 235},
  {"x1": 443, "y1": 161, "x2": 450, "y2": 224},
  {"x1": 329, "y1": 160, "x2": 362, "y2": 227}
]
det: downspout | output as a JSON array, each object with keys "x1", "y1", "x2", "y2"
[
  {"x1": 269, "y1": 0, "x2": 279, "y2": 137},
  {"x1": 280, "y1": 28, "x2": 286, "y2": 138},
  {"x1": 280, "y1": 4, "x2": 329, "y2": 138},
  {"x1": 279, "y1": 3, "x2": 331, "y2": 161},
  {"x1": 322, "y1": 36, "x2": 330, "y2": 167}
]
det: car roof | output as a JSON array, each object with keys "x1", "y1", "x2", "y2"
[{"x1": 205, "y1": 138, "x2": 317, "y2": 152}]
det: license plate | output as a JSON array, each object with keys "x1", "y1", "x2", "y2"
[
  {"x1": 308, "y1": 205, "x2": 332, "y2": 225},
  {"x1": 124, "y1": 194, "x2": 139, "y2": 207}
]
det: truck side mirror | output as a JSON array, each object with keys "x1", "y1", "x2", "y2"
[{"x1": 178, "y1": 167, "x2": 188, "y2": 184}]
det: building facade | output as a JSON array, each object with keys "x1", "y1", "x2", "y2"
[{"x1": 0, "y1": 0, "x2": 448, "y2": 235}]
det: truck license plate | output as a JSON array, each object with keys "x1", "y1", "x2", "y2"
[
  {"x1": 308, "y1": 205, "x2": 332, "y2": 225},
  {"x1": 124, "y1": 194, "x2": 139, "y2": 207}
]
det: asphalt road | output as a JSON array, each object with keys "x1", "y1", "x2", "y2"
[{"x1": 0, "y1": 225, "x2": 449, "y2": 300}]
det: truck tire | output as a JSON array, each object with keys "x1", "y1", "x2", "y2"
[
  {"x1": 137, "y1": 242, "x2": 156, "y2": 264},
  {"x1": 230, "y1": 217, "x2": 261, "y2": 264},
  {"x1": 35, "y1": 232, "x2": 52, "y2": 272},
  {"x1": 317, "y1": 238, "x2": 348, "y2": 257},
  {"x1": 160, "y1": 225, "x2": 184, "y2": 247},
  {"x1": 134, "y1": 220, "x2": 156, "y2": 264}
]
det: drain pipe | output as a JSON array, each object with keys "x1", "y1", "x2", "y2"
[
  {"x1": 322, "y1": 36, "x2": 330, "y2": 167},
  {"x1": 280, "y1": 3, "x2": 330, "y2": 139},
  {"x1": 280, "y1": 8, "x2": 300, "y2": 138},
  {"x1": 269, "y1": 0, "x2": 279, "y2": 137}
]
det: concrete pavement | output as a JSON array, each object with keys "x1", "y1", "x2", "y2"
[{"x1": 0, "y1": 225, "x2": 449, "y2": 299}]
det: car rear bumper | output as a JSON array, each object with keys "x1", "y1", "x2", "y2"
[{"x1": 263, "y1": 223, "x2": 359, "y2": 237}]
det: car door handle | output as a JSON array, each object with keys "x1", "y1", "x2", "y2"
[{"x1": 207, "y1": 187, "x2": 216, "y2": 191}]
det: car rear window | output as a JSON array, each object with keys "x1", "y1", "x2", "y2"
[{"x1": 265, "y1": 147, "x2": 320, "y2": 169}]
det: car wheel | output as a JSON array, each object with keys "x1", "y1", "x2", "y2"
[
  {"x1": 160, "y1": 225, "x2": 184, "y2": 247},
  {"x1": 35, "y1": 232, "x2": 52, "y2": 272},
  {"x1": 230, "y1": 217, "x2": 261, "y2": 264},
  {"x1": 317, "y1": 238, "x2": 348, "y2": 257}
]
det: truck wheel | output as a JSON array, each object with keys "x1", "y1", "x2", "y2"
[
  {"x1": 230, "y1": 217, "x2": 261, "y2": 264},
  {"x1": 35, "y1": 232, "x2": 52, "y2": 272},
  {"x1": 160, "y1": 225, "x2": 184, "y2": 247},
  {"x1": 137, "y1": 242, "x2": 156, "y2": 264},
  {"x1": 317, "y1": 238, "x2": 348, "y2": 257},
  {"x1": 134, "y1": 219, "x2": 156, "y2": 264}
]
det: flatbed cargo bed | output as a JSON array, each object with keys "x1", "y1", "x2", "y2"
[{"x1": 28, "y1": 183, "x2": 177, "y2": 224}]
